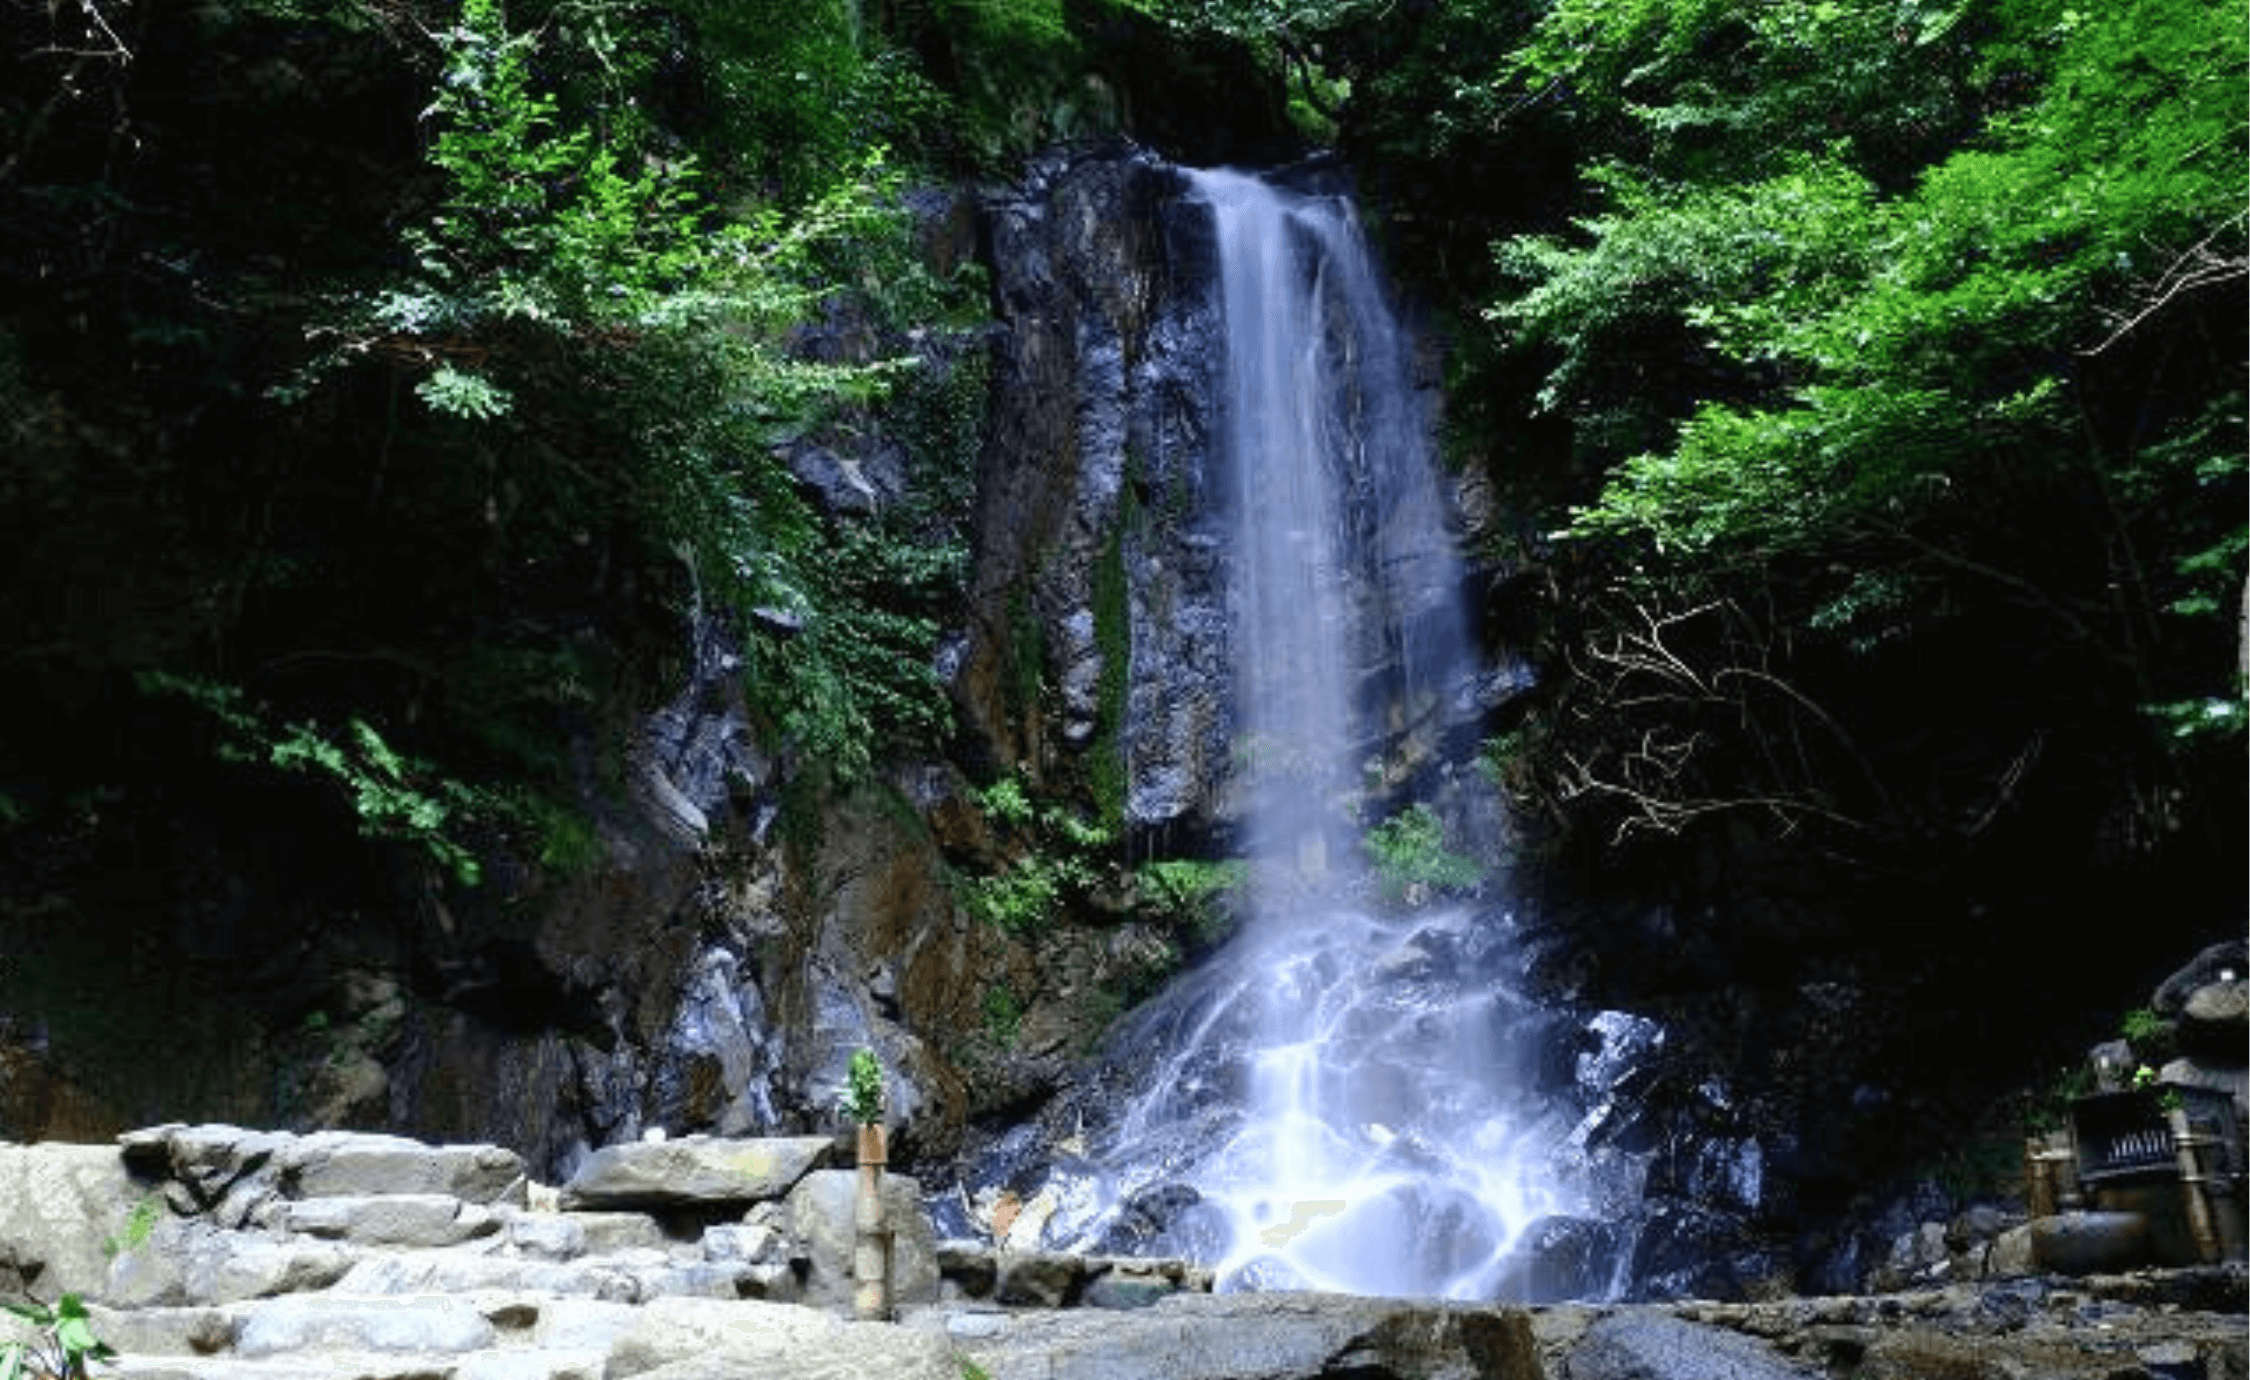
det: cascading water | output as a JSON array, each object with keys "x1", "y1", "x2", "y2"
[{"x1": 1072, "y1": 167, "x2": 1591, "y2": 1300}]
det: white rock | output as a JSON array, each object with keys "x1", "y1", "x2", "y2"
[{"x1": 231, "y1": 1294, "x2": 495, "y2": 1357}]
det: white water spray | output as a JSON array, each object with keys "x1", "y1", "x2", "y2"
[{"x1": 1086, "y1": 168, "x2": 1582, "y2": 1300}]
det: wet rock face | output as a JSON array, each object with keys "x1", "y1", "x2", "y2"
[{"x1": 952, "y1": 144, "x2": 1235, "y2": 848}]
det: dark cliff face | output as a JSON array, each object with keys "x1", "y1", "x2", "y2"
[{"x1": 952, "y1": 145, "x2": 1237, "y2": 851}]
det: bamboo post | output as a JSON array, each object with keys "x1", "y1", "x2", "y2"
[
  {"x1": 2167, "y1": 1103, "x2": 2223, "y2": 1265},
  {"x1": 2025, "y1": 1139, "x2": 2056, "y2": 1220},
  {"x1": 853, "y1": 1121, "x2": 892, "y2": 1320}
]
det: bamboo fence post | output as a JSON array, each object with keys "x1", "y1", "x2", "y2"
[{"x1": 853, "y1": 1121, "x2": 892, "y2": 1320}]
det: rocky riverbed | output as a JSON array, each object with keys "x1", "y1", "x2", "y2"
[{"x1": 0, "y1": 1125, "x2": 2240, "y2": 1379}]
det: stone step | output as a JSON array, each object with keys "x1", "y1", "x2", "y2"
[
  {"x1": 121, "y1": 1126, "x2": 528, "y2": 1210},
  {"x1": 106, "y1": 1349, "x2": 606, "y2": 1380}
]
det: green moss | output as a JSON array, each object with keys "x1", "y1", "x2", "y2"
[
  {"x1": 1086, "y1": 488, "x2": 1133, "y2": 838},
  {"x1": 1004, "y1": 585, "x2": 1045, "y2": 727},
  {"x1": 777, "y1": 766, "x2": 830, "y2": 865}
]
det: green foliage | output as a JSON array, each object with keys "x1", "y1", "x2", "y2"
[
  {"x1": 1926, "y1": 1134, "x2": 2022, "y2": 1203},
  {"x1": 1478, "y1": 723, "x2": 1552, "y2": 812},
  {"x1": 961, "y1": 771, "x2": 1116, "y2": 936},
  {"x1": 1003, "y1": 587, "x2": 1046, "y2": 724},
  {"x1": 963, "y1": 851, "x2": 1082, "y2": 936},
  {"x1": 0, "y1": 1293, "x2": 115, "y2": 1380},
  {"x1": 2119, "y1": 1005, "x2": 2179, "y2": 1068},
  {"x1": 1134, "y1": 858, "x2": 1246, "y2": 947},
  {"x1": 139, "y1": 672, "x2": 496, "y2": 886},
  {"x1": 413, "y1": 365, "x2": 512, "y2": 421},
  {"x1": 884, "y1": 0, "x2": 1088, "y2": 167},
  {"x1": 980, "y1": 983, "x2": 1024, "y2": 1045},
  {"x1": 393, "y1": 0, "x2": 710, "y2": 352},
  {"x1": 1504, "y1": 0, "x2": 2245, "y2": 568},
  {"x1": 841, "y1": 1046, "x2": 885, "y2": 1125},
  {"x1": 1473, "y1": 0, "x2": 2246, "y2": 859},
  {"x1": 2025, "y1": 1061, "x2": 2096, "y2": 1134},
  {"x1": 1361, "y1": 804, "x2": 1483, "y2": 904},
  {"x1": 976, "y1": 774, "x2": 1038, "y2": 830},
  {"x1": 2119, "y1": 1007, "x2": 2167, "y2": 1045},
  {"x1": 1507, "y1": 0, "x2": 2026, "y2": 179},
  {"x1": 281, "y1": 0, "x2": 972, "y2": 794},
  {"x1": 749, "y1": 523, "x2": 959, "y2": 783}
]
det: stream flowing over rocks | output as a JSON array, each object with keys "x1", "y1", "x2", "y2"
[{"x1": 0, "y1": 1126, "x2": 2242, "y2": 1379}]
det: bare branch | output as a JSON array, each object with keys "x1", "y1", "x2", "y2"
[
  {"x1": 1544, "y1": 594, "x2": 1870, "y2": 844},
  {"x1": 2082, "y1": 218, "x2": 2250, "y2": 357}
]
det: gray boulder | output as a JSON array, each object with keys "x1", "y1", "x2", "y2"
[
  {"x1": 947, "y1": 1290, "x2": 1543, "y2": 1380},
  {"x1": 2153, "y1": 939, "x2": 2247, "y2": 1015},
  {"x1": 560, "y1": 1135, "x2": 834, "y2": 1210},
  {"x1": 2030, "y1": 1210, "x2": 2152, "y2": 1275},
  {"x1": 174, "y1": 1230, "x2": 354, "y2": 1306},
  {"x1": 784, "y1": 1169, "x2": 941, "y2": 1310},
  {"x1": 118, "y1": 1124, "x2": 527, "y2": 1215},
  {"x1": 1563, "y1": 1313, "x2": 1817, "y2": 1380},
  {"x1": 2180, "y1": 979, "x2": 2249, "y2": 1058},
  {"x1": 603, "y1": 1295, "x2": 958, "y2": 1379},
  {"x1": 0, "y1": 1141, "x2": 144, "y2": 1298},
  {"x1": 231, "y1": 1293, "x2": 497, "y2": 1357},
  {"x1": 280, "y1": 1193, "x2": 499, "y2": 1248}
]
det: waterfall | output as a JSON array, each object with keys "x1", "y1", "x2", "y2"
[{"x1": 1078, "y1": 168, "x2": 1585, "y2": 1300}]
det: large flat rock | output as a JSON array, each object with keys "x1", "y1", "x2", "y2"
[
  {"x1": 604, "y1": 1295, "x2": 959, "y2": 1379},
  {"x1": 942, "y1": 1289, "x2": 1544, "y2": 1380},
  {"x1": 119, "y1": 1125, "x2": 526, "y2": 1209},
  {"x1": 560, "y1": 1136, "x2": 835, "y2": 1210},
  {"x1": 1563, "y1": 1313, "x2": 1816, "y2": 1380}
]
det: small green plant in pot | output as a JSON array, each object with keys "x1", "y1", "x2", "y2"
[
  {"x1": 842, "y1": 1047, "x2": 885, "y2": 1129},
  {"x1": 841, "y1": 1046, "x2": 891, "y2": 1320},
  {"x1": 1, "y1": 1293, "x2": 115, "y2": 1379}
]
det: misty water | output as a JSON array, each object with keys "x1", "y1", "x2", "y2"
[{"x1": 1080, "y1": 169, "x2": 1589, "y2": 1299}]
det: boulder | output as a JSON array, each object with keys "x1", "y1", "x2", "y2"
[
  {"x1": 175, "y1": 1231, "x2": 354, "y2": 1306},
  {"x1": 280, "y1": 1194, "x2": 499, "y2": 1249},
  {"x1": 231, "y1": 1293, "x2": 497, "y2": 1357},
  {"x1": 783, "y1": 1169, "x2": 941, "y2": 1311},
  {"x1": 601, "y1": 1295, "x2": 958, "y2": 1380},
  {"x1": 331, "y1": 1248, "x2": 664, "y2": 1302},
  {"x1": 2158, "y1": 1056, "x2": 2249, "y2": 1116},
  {"x1": 2153, "y1": 939, "x2": 2247, "y2": 1016},
  {"x1": 119, "y1": 1124, "x2": 527, "y2": 1212},
  {"x1": 2179, "y1": 979, "x2": 2249, "y2": 1058},
  {"x1": 559, "y1": 1135, "x2": 833, "y2": 1210},
  {"x1": 1564, "y1": 1312, "x2": 1818, "y2": 1380},
  {"x1": 1080, "y1": 1264, "x2": 1181, "y2": 1311},
  {"x1": 111, "y1": 1216, "x2": 356, "y2": 1309},
  {"x1": 996, "y1": 1250, "x2": 1085, "y2": 1307},
  {"x1": 2030, "y1": 1211, "x2": 2152, "y2": 1275},
  {"x1": 0, "y1": 1141, "x2": 143, "y2": 1298},
  {"x1": 948, "y1": 1291, "x2": 1544, "y2": 1380},
  {"x1": 1984, "y1": 1223, "x2": 2038, "y2": 1279}
]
